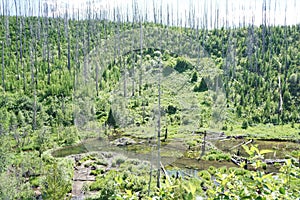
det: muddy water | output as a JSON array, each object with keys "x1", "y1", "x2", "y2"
[
  {"x1": 170, "y1": 157, "x2": 236, "y2": 170},
  {"x1": 213, "y1": 138, "x2": 300, "y2": 159},
  {"x1": 52, "y1": 137, "x2": 299, "y2": 172}
]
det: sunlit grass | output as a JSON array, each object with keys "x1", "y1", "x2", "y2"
[{"x1": 226, "y1": 123, "x2": 300, "y2": 140}]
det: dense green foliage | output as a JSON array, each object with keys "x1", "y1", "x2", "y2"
[
  {"x1": 0, "y1": 17, "x2": 299, "y2": 132},
  {"x1": 85, "y1": 152, "x2": 300, "y2": 200},
  {"x1": 0, "y1": 15, "x2": 299, "y2": 199},
  {"x1": 204, "y1": 26, "x2": 300, "y2": 125}
]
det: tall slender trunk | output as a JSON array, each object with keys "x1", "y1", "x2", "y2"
[
  {"x1": 67, "y1": 34, "x2": 70, "y2": 71},
  {"x1": 30, "y1": 20, "x2": 36, "y2": 130},
  {"x1": 4, "y1": 0, "x2": 10, "y2": 46},
  {"x1": 262, "y1": 0, "x2": 266, "y2": 55},
  {"x1": 14, "y1": 0, "x2": 19, "y2": 78},
  {"x1": 74, "y1": 8, "x2": 80, "y2": 91},
  {"x1": 64, "y1": 6, "x2": 71, "y2": 71},
  {"x1": 116, "y1": 9, "x2": 122, "y2": 96},
  {"x1": 278, "y1": 75, "x2": 283, "y2": 117},
  {"x1": 20, "y1": 17, "x2": 26, "y2": 91},
  {"x1": 1, "y1": 41, "x2": 4, "y2": 91},
  {"x1": 139, "y1": 19, "x2": 143, "y2": 96},
  {"x1": 131, "y1": 60, "x2": 135, "y2": 96},
  {"x1": 153, "y1": 0, "x2": 157, "y2": 24},
  {"x1": 122, "y1": 14, "x2": 128, "y2": 97},
  {"x1": 57, "y1": 19, "x2": 61, "y2": 59},
  {"x1": 87, "y1": 4, "x2": 91, "y2": 55},
  {"x1": 274, "y1": 58, "x2": 283, "y2": 122},
  {"x1": 157, "y1": 58, "x2": 161, "y2": 189},
  {"x1": 131, "y1": 26, "x2": 135, "y2": 97},
  {"x1": 95, "y1": 11, "x2": 100, "y2": 96},
  {"x1": 46, "y1": 17, "x2": 50, "y2": 85},
  {"x1": 122, "y1": 58, "x2": 127, "y2": 97},
  {"x1": 95, "y1": 62, "x2": 99, "y2": 96},
  {"x1": 284, "y1": 2, "x2": 288, "y2": 77},
  {"x1": 1, "y1": 0, "x2": 6, "y2": 90},
  {"x1": 157, "y1": 7, "x2": 162, "y2": 188}
]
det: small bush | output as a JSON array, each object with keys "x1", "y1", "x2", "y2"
[
  {"x1": 80, "y1": 155, "x2": 96, "y2": 163},
  {"x1": 208, "y1": 166, "x2": 216, "y2": 175},
  {"x1": 219, "y1": 166, "x2": 228, "y2": 174},
  {"x1": 194, "y1": 79, "x2": 208, "y2": 92},
  {"x1": 166, "y1": 105, "x2": 177, "y2": 115},
  {"x1": 102, "y1": 152, "x2": 114, "y2": 158},
  {"x1": 90, "y1": 168, "x2": 105, "y2": 176},
  {"x1": 190, "y1": 71, "x2": 198, "y2": 83},
  {"x1": 95, "y1": 159, "x2": 108, "y2": 166},
  {"x1": 198, "y1": 170, "x2": 211, "y2": 181},
  {"x1": 116, "y1": 157, "x2": 126, "y2": 165},
  {"x1": 222, "y1": 124, "x2": 228, "y2": 131},
  {"x1": 174, "y1": 57, "x2": 193, "y2": 73},
  {"x1": 29, "y1": 177, "x2": 40, "y2": 187},
  {"x1": 242, "y1": 120, "x2": 248, "y2": 129}
]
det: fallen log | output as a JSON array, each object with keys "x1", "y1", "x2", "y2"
[
  {"x1": 231, "y1": 157, "x2": 241, "y2": 167},
  {"x1": 208, "y1": 136, "x2": 228, "y2": 141},
  {"x1": 229, "y1": 139, "x2": 253, "y2": 151},
  {"x1": 73, "y1": 178, "x2": 96, "y2": 181},
  {"x1": 231, "y1": 154, "x2": 292, "y2": 166},
  {"x1": 264, "y1": 159, "x2": 287, "y2": 164},
  {"x1": 160, "y1": 162, "x2": 172, "y2": 185}
]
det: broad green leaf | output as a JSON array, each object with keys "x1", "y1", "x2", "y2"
[
  {"x1": 286, "y1": 159, "x2": 292, "y2": 166},
  {"x1": 260, "y1": 149, "x2": 273, "y2": 155},
  {"x1": 242, "y1": 145, "x2": 251, "y2": 156},
  {"x1": 125, "y1": 189, "x2": 132, "y2": 196},
  {"x1": 279, "y1": 187, "x2": 286, "y2": 194},
  {"x1": 262, "y1": 173, "x2": 272, "y2": 180}
]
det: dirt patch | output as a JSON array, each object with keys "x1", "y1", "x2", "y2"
[{"x1": 68, "y1": 152, "x2": 127, "y2": 199}]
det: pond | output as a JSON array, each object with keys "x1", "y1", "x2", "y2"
[
  {"x1": 52, "y1": 136, "x2": 299, "y2": 173},
  {"x1": 212, "y1": 138, "x2": 300, "y2": 159}
]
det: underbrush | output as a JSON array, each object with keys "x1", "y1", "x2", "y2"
[{"x1": 85, "y1": 146, "x2": 300, "y2": 200}]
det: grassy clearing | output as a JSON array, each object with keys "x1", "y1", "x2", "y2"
[
  {"x1": 226, "y1": 123, "x2": 300, "y2": 140},
  {"x1": 52, "y1": 144, "x2": 88, "y2": 157}
]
